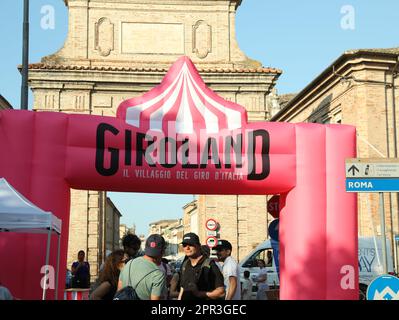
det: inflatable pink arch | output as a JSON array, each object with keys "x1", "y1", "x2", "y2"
[{"x1": 0, "y1": 57, "x2": 357, "y2": 300}]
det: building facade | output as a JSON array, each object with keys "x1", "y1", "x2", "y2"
[
  {"x1": 29, "y1": 0, "x2": 281, "y2": 274},
  {"x1": 105, "y1": 197, "x2": 122, "y2": 253},
  {"x1": 272, "y1": 48, "x2": 399, "y2": 271},
  {"x1": 119, "y1": 224, "x2": 128, "y2": 239},
  {"x1": 0, "y1": 95, "x2": 13, "y2": 110},
  {"x1": 119, "y1": 223, "x2": 136, "y2": 239},
  {"x1": 66, "y1": 192, "x2": 122, "y2": 279},
  {"x1": 183, "y1": 195, "x2": 272, "y2": 261},
  {"x1": 148, "y1": 219, "x2": 184, "y2": 259}
]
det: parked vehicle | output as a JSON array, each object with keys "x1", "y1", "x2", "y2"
[
  {"x1": 173, "y1": 255, "x2": 186, "y2": 273},
  {"x1": 239, "y1": 236, "x2": 395, "y2": 300},
  {"x1": 358, "y1": 236, "x2": 394, "y2": 299},
  {"x1": 239, "y1": 240, "x2": 278, "y2": 299}
]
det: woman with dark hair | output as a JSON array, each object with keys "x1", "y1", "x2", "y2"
[
  {"x1": 71, "y1": 250, "x2": 91, "y2": 288},
  {"x1": 122, "y1": 233, "x2": 143, "y2": 263},
  {"x1": 90, "y1": 249, "x2": 125, "y2": 300}
]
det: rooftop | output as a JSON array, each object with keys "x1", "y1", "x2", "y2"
[
  {"x1": 0, "y1": 95, "x2": 13, "y2": 110},
  {"x1": 149, "y1": 219, "x2": 180, "y2": 227},
  {"x1": 344, "y1": 47, "x2": 399, "y2": 55},
  {"x1": 28, "y1": 63, "x2": 282, "y2": 75},
  {"x1": 272, "y1": 47, "x2": 399, "y2": 121}
]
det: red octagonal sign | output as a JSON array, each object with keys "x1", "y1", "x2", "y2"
[{"x1": 267, "y1": 195, "x2": 280, "y2": 218}]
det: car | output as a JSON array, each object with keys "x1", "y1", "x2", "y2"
[
  {"x1": 239, "y1": 240, "x2": 278, "y2": 300},
  {"x1": 239, "y1": 236, "x2": 395, "y2": 300},
  {"x1": 173, "y1": 256, "x2": 186, "y2": 273}
]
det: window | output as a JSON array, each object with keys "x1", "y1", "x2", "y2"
[{"x1": 242, "y1": 249, "x2": 273, "y2": 268}]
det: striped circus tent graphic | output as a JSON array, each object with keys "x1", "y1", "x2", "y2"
[{"x1": 117, "y1": 56, "x2": 248, "y2": 135}]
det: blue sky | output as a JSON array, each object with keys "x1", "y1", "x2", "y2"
[{"x1": 1, "y1": 1, "x2": 399, "y2": 235}]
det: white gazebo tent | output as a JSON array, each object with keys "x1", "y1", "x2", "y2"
[{"x1": 0, "y1": 178, "x2": 62, "y2": 300}]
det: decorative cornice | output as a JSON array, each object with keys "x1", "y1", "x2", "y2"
[{"x1": 27, "y1": 63, "x2": 282, "y2": 74}]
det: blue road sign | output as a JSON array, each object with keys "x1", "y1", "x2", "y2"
[
  {"x1": 268, "y1": 219, "x2": 279, "y2": 241},
  {"x1": 346, "y1": 178, "x2": 399, "y2": 192},
  {"x1": 366, "y1": 275, "x2": 399, "y2": 300}
]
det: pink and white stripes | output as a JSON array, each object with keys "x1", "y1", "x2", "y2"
[{"x1": 117, "y1": 57, "x2": 247, "y2": 135}]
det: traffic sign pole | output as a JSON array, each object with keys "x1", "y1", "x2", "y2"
[{"x1": 379, "y1": 192, "x2": 388, "y2": 274}]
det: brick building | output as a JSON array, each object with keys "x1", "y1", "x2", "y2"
[
  {"x1": 148, "y1": 219, "x2": 184, "y2": 259},
  {"x1": 105, "y1": 197, "x2": 122, "y2": 253},
  {"x1": 183, "y1": 195, "x2": 271, "y2": 262},
  {"x1": 272, "y1": 48, "x2": 399, "y2": 270},
  {"x1": 28, "y1": 0, "x2": 281, "y2": 275}
]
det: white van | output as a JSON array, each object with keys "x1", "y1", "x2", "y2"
[
  {"x1": 239, "y1": 236, "x2": 395, "y2": 299},
  {"x1": 239, "y1": 240, "x2": 278, "y2": 299}
]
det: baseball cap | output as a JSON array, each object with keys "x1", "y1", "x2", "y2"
[
  {"x1": 181, "y1": 233, "x2": 201, "y2": 246},
  {"x1": 145, "y1": 234, "x2": 166, "y2": 257},
  {"x1": 214, "y1": 239, "x2": 232, "y2": 251}
]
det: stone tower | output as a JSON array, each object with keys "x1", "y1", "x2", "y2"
[{"x1": 29, "y1": 0, "x2": 282, "y2": 274}]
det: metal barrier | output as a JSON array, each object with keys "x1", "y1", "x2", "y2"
[{"x1": 64, "y1": 289, "x2": 90, "y2": 300}]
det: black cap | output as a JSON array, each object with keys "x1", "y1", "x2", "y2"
[
  {"x1": 214, "y1": 239, "x2": 232, "y2": 251},
  {"x1": 181, "y1": 233, "x2": 201, "y2": 246},
  {"x1": 145, "y1": 234, "x2": 165, "y2": 257}
]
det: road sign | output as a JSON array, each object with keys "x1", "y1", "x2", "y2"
[
  {"x1": 395, "y1": 235, "x2": 399, "y2": 242},
  {"x1": 206, "y1": 236, "x2": 218, "y2": 248},
  {"x1": 346, "y1": 178, "x2": 399, "y2": 192},
  {"x1": 346, "y1": 158, "x2": 399, "y2": 179},
  {"x1": 366, "y1": 275, "x2": 399, "y2": 300},
  {"x1": 267, "y1": 195, "x2": 280, "y2": 218},
  {"x1": 206, "y1": 230, "x2": 217, "y2": 237},
  {"x1": 268, "y1": 219, "x2": 279, "y2": 241},
  {"x1": 345, "y1": 159, "x2": 396, "y2": 274},
  {"x1": 205, "y1": 218, "x2": 218, "y2": 231}
]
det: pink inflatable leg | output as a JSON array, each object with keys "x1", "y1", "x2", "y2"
[
  {"x1": 280, "y1": 124, "x2": 357, "y2": 300},
  {"x1": 0, "y1": 111, "x2": 70, "y2": 299},
  {"x1": 325, "y1": 125, "x2": 357, "y2": 299},
  {"x1": 280, "y1": 124, "x2": 327, "y2": 299}
]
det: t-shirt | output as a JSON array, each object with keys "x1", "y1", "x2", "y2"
[
  {"x1": 256, "y1": 268, "x2": 268, "y2": 284},
  {"x1": 71, "y1": 261, "x2": 90, "y2": 288},
  {"x1": 256, "y1": 268, "x2": 269, "y2": 300},
  {"x1": 159, "y1": 262, "x2": 172, "y2": 278},
  {"x1": 119, "y1": 257, "x2": 165, "y2": 300},
  {"x1": 180, "y1": 257, "x2": 224, "y2": 300},
  {"x1": 159, "y1": 262, "x2": 172, "y2": 299},
  {"x1": 241, "y1": 278, "x2": 253, "y2": 300},
  {"x1": 221, "y1": 256, "x2": 241, "y2": 300}
]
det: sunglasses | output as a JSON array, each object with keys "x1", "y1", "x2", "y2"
[{"x1": 182, "y1": 243, "x2": 195, "y2": 248}]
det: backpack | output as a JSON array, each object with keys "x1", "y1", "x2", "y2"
[{"x1": 113, "y1": 260, "x2": 158, "y2": 300}]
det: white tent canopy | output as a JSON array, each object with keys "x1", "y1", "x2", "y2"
[
  {"x1": 0, "y1": 178, "x2": 61, "y2": 234},
  {"x1": 0, "y1": 177, "x2": 62, "y2": 300}
]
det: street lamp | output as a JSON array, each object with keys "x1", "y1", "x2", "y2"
[{"x1": 20, "y1": 0, "x2": 29, "y2": 110}]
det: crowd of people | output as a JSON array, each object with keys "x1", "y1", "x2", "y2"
[
  {"x1": 67, "y1": 232, "x2": 271, "y2": 301},
  {"x1": 0, "y1": 232, "x2": 271, "y2": 301}
]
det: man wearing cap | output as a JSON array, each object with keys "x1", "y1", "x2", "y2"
[
  {"x1": 178, "y1": 233, "x2": 225, "y2": 300},
  {"x1": 117, "y1": 234, "x2": 166, "y2": 300},
  {"x1": 215, "y1": 239, "x2": 241, "y2": 300}
]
